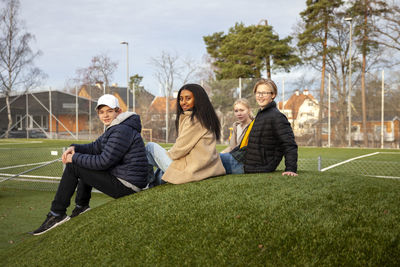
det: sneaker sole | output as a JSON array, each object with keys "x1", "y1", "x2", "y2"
[
  {"x1": 32, "y1": 216, "x2": 70, "y2": 236},
  {"x1": 71, "y1": 207, "x2": 91, "y2": 218}
]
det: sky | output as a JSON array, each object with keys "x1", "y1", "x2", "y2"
[{"x1": 18, "y1": 0, "x2": 307, "y2": 96}]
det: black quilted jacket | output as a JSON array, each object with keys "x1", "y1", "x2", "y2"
[
  {"x1": 244, "y1": 101, "x2": 298, "y2": 173},
  {"x1": 71, "y1": 112, "x2": 148, "y2": 188}
]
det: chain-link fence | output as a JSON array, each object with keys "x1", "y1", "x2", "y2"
[
  {"x1": 0, "y1": 146, "x2": 64, "y2": 191},
  {"x1": 0, "y1": 90, "x2": 104, "y2": 140},
  {"x1": 1, "y1": 73, "x2": 399, "y2": 148},
  {"x1": 1, "y1": 147, "x2": 399, "y2": 192},
  {"x1": 203, "y1": 76, "x2": 400, "y2": 149}
]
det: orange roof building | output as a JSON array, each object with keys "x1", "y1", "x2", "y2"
[{"x1": 278, "y1": 89, "x2": 319, "y2": 136}]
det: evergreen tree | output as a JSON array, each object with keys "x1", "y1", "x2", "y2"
[
  {"x1": 203, "y1": 22, "x2": 300, "y2": 80},
  {"x1": 297, "y1": 0, "x2": 343, "y2": 146},
  {"x1": 348, "y1": 0, "x2": 388, "y2": 146},
  {"x1": 129, "y1": 74, "x2": 144, "y2": 92}
]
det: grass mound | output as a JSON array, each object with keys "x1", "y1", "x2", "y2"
[{"x1": 2, "y1": 172, "x2": 400, "y2": 266}]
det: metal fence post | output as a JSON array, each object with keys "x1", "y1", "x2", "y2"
[
  {"x1": 318, "y1": 156, "x2": 321, "y2": 172},
  {"x1": 62, "y1": 147, "x2": 66, "y2": 171}
]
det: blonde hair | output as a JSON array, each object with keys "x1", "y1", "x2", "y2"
[
  {"x1": 253, "y1": 78, "x2": 278, "y2": 100},
  {"x1": 233, "y1": 98, "x2": 254, "y2": 120}
]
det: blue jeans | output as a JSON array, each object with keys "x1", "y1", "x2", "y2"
[
  {"x1": 220, "y1": 153, "x2": 244, "y2": 174},
  {"x1": 145, "y1": 142, "x2": 172, "y2": 186}
]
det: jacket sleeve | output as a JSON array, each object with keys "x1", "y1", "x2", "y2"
[
  {"x1": 72, "y1": 125, "x2": 134, "y2": 170},
  {"x1": 274, "y1": 113, "x2": 298, "y2": 172},
  {"x1": 167, "y1": 118, "x2": 208, "y2": 160},
  {"x1": 72, "y1": 138, "x2": 102, "y2": 155}
]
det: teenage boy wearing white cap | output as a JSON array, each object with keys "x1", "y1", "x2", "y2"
[{"x1": 31, "y1": 94, "x2": 148, "y2": 235}]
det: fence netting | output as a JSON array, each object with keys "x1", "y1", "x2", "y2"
[
  {"x1": 1, "y1": 148, "x2": 399, "y2": 192},
  {"x1": 203, "y1": 77, "x2": 400, "y2": 149},
  {"x1": 0, "y1": 147, "x2": 64, "y2": 191},
  {"x1": 2, "y1": 72, "x2": 399, "y2": 148}
]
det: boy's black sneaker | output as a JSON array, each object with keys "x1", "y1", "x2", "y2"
[
  {"x1": 30, "y1": 212, "x2": 70, "y2": 236},
  {"x1": 70, "y1": 205, "x2": 90, "y2": 218}
]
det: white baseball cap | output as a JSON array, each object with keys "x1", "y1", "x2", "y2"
[{"x1": 96, "y1": 94, "x2": 120, "y2": 110}]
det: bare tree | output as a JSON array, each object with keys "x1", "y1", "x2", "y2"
[
  {"x1": 74, "y1": 53, "x2": 118, "y2": 94},
  {"x1": 150, "y1": 51, "x2": 199, "y2": 142},
  {"x1": 297, "y1": 0, "x2": 343, "y2": 146},
  {"x1": 291, "y1": 73, "x2": 319, "y2": 92},
  {"x1": 151, "y1": 51, "x2": 178, "y2": 99},
  {"x1": 348, "y1": 0, "x2": 389, "y2": 146},
  {"x1": 373, "y1": 1, "x2": 400, "y2": 53},
  {"x1": 0, "y1": 0, "x2": 45, "y2": 138}
]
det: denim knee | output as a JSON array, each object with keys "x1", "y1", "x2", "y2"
[
  {"x1": 145, "y1": 142, "x2": 155, "y2": 154},
  {"x1": 220, "y1": 153, "x2": 243, "y2": 174}
]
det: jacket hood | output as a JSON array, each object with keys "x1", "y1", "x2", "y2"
[{"x1": 107, "y1": 112, "x2": 142, "y2": 133}]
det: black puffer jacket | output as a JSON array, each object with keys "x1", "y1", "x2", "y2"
[
  {"x1": 71, "y1": 112, "x2": 148, "y2": 188},
  {"x1": 244, "y1": 101, "x2": 298, "y2": 173}
]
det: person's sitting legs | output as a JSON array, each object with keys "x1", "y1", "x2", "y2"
[
  {"x1": 145, "y1": 142, "x2": 172, "y2": 187},
  {"x1": 219, "y1": 153, "x2": 244, "y2": 174},
  {"x1": 32, "y1": 163, "x2": 135, "y2": 235},
  {"x1": 145, "y1": 142, "x2": 172, "y2": 171}
]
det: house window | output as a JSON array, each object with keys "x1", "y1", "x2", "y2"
[
  {"x1": 15, "y1": 115, "x2": 23, "y2": 130},
  {"x1": 30, "y1": 115, "x2": 48, "y2": 129},
  {"x1": 308, "y1": 102, "x2": 313, "y2": 106},
  {"x1": 43, "y1": 116, "x2": 49, "y2": 129}
]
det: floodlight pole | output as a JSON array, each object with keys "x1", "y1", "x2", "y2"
[
  {"x1": 121, "y1": 41, "x2": 134, "y2": 112},
  {"x1": 345, "y1": 17, "x2": 353, "y2": 147},
  {"x1": 381, "y1": 70, "x2": 384, "y2": 149},
  {"x1": 239, "y1": 77, "x2": 242, "y2": 99},
  {"x1": 282, "y1": 79, "x2": 285, "y2": 111},
  {"x1": 76, "y1": 86, "x2": 79, "y2": 140},
  {"x1": 328, "y1": 73, "x2": 331, "y2": 148},
  {"x1": 49, "y1": 87, "x2": 53, "y2": 139}
]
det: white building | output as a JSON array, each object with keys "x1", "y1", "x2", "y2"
[{"x1": 279, "y1": 89, "x2": 319, "y2": 136}]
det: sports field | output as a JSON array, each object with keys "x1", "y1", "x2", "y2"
[
  {"x1": 1, "y1": 139, "x2": 399, "y2": 188},
  {"x1": 1, "y1": 139, "x2": 399, "y2": 265}
]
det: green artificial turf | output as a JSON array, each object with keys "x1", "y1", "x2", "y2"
[
  {"x1": 1, "y1": 171, "x2": 399, "y2": 266},
  {"x1": 0, "y1": 189, "x2": 111, "y2": 251}
]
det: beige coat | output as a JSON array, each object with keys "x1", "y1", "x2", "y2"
[{"x1": 162, "y1": 111, "x2": 226, "y2": 184}]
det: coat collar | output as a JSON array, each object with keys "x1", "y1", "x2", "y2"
[
  {"x1": 259, "y1": 101, "x2": 276, "y2": 112},
  {"x1": 182, "y1": 110, "x2": 193, "y2": 117}
]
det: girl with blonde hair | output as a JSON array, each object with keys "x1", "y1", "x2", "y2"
[{"x1": 221, "y1": 98, "x2": 253, "y2": 153}]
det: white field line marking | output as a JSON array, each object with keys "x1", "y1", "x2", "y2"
[
  {"x1": 0, "y1": 141, "x2": 43, "y2": 145},
  {"x1": 0, "y1": 158, "x2": 61, "y2": 183},
  {"x1": 0, "y1": 160, "x2": 59, "y2": 170},
  {"x1": 2, "y1": 178, "x2": 61, "y2": 183},
  {"x1": 320, "y1": 152, "x2": 380, "y2": 172},
  {"x1": 378, "y1": 152, "x2": 400, "y2": 154},
  {"x1": 0, "y1": 173, "x2": 61, "y2": 179},
  {"x1": 363, "y1": 175, "x2": 400, "y2": 180}
]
